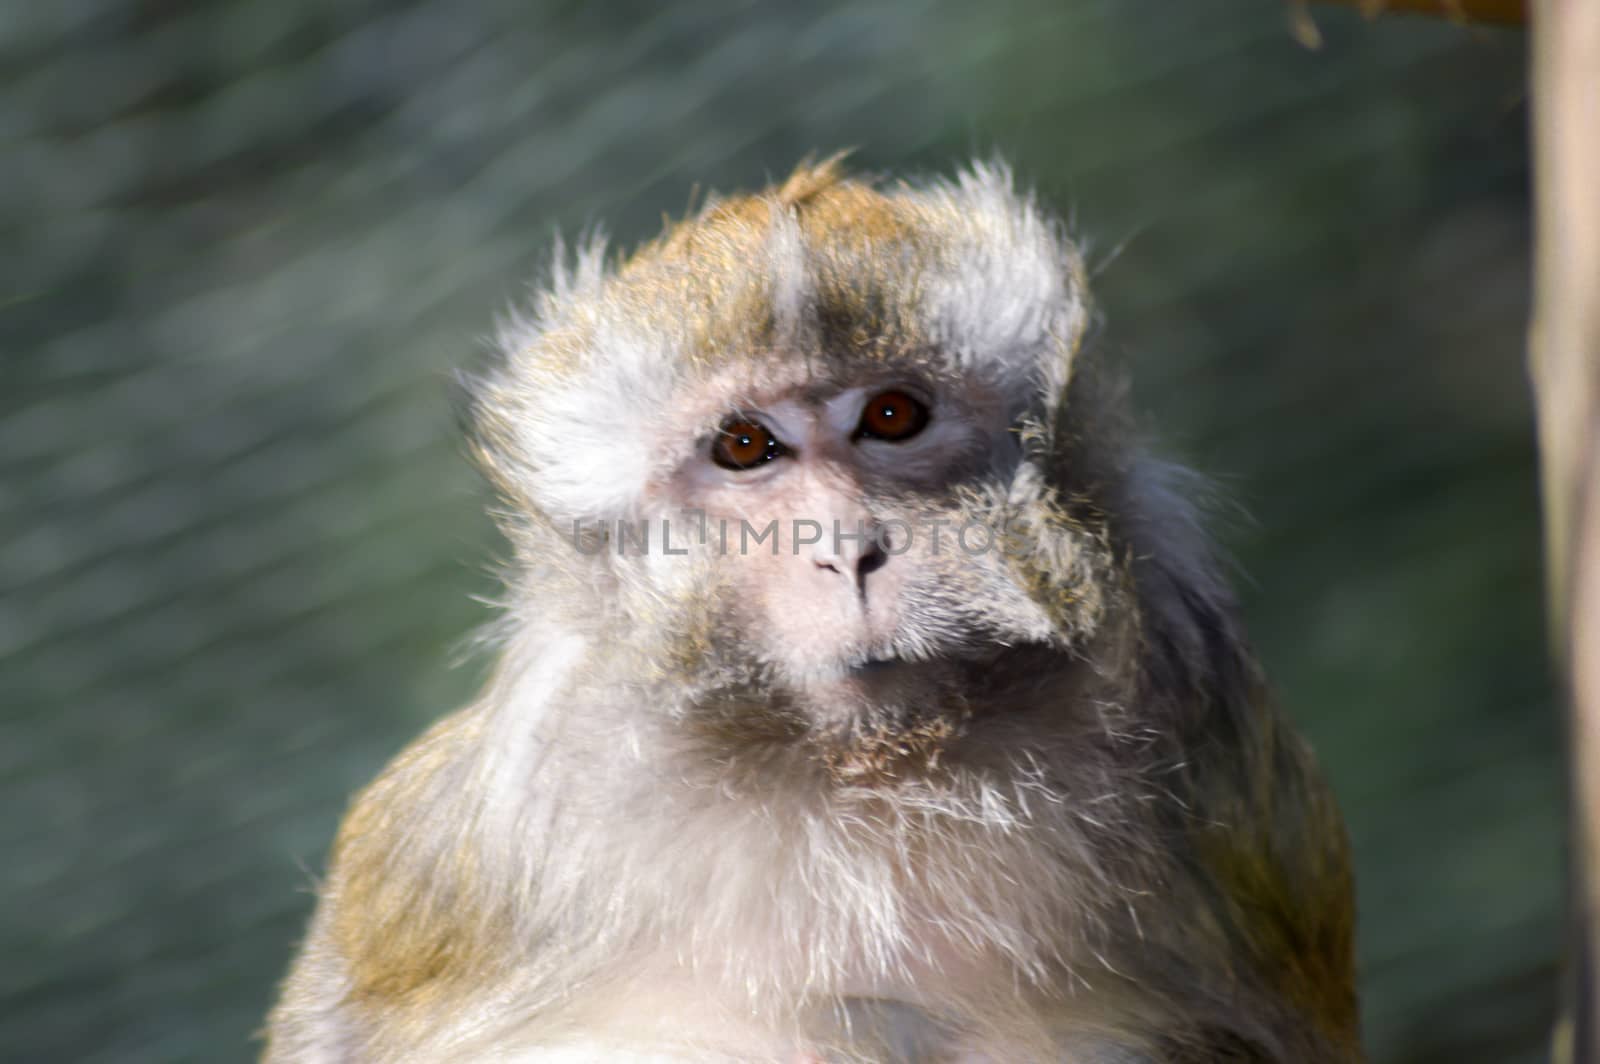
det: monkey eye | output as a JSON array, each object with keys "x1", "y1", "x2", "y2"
[
  {"x1": 711, "y1": 417, "x2": 787, "y2": 470},
  {"x1": 855, "y1": 390, "x2": 929, "y2": 442}
]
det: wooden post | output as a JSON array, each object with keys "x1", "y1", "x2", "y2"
[{"x1": 1531, "y1": 3, "x2": 1600, "y2": 1060}]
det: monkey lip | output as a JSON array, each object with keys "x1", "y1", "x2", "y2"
[
  {"x1": 838, "y1": 656, "x2": 915, "y2": 688},
  {"x1": 851, "y1": 654, "x2": 905, "y2": 674},
  {"x1": 841, "y1": 652, "x2": 950, "y2": 685}
]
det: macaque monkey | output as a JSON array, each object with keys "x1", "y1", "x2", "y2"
[{"x1": 265, "y1": 158, "x2": 1361, "y2": 1063}]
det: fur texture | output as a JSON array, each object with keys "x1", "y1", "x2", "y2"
[{"x1": 264, "y1": 159, "x2": 1361, "y2": 1063}]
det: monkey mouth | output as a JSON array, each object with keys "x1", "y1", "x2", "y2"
[
  {"x1": 849, "y1": 652, "x2": 908, "y2": 675},
  {"x1": 806, "y1": 640, "x2": 1015, "y2": 705},
  {"x1": 697, "y1": 645, "x2": 1056, "y2": 785}
]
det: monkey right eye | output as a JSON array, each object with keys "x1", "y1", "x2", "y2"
[{"x1": 711, "y1": 418, "x2": 787, "y2": 470}]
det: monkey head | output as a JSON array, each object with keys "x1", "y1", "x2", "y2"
[{"x1": 470, "y1": 160, "x2": 1139, "y2": 778}]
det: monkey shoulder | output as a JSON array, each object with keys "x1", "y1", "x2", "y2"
[{"x1": 300, "y1": 710, "x2": 512, "y2": 1033}]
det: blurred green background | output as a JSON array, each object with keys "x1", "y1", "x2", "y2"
[{"x1": 1, "y1": 1, "x2": 1558, "y2": 1061}]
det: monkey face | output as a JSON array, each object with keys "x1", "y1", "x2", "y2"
[{"x1": 665, "y1": 371, "x2": 1001, "y2": 677}]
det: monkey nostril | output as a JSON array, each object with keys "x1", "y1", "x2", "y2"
[{"x1": 815, "y1": 542, "x2": 888, "y2": 596}]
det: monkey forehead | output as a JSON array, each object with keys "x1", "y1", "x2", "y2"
[{"x1": 522, "y1": 160, "x2": 1089, "y2": 383}]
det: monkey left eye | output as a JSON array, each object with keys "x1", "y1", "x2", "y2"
[
  {"x1": 856, "y1": 390, "x2": 929, "y2": 442},
  {"x1": 711, "y1": 417, "x2": 787, "y2": 470}
]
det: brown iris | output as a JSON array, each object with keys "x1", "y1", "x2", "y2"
[
  {"x1": 856, "y1": 390, "x2": 929, "y2": 442},
  {"x1": 712, "y1": 418, "x2": 785, "y2": 470}
]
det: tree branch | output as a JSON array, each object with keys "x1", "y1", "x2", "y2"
[{"x1": 1312, "y1": 0, "x2": 1527, "y2": 23}]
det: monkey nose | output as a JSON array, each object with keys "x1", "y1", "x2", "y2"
[{"x1": 813, "y1": 526, "x2": 888, "y2": 590}]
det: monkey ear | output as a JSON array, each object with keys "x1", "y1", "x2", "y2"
[{"x1": 463, "y1": 232, "x2": 680, "y2": 528}]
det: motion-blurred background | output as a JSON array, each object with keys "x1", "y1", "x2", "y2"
[{"x1": 1, "y1": 2, "x2": 1556, "y2": 1061}]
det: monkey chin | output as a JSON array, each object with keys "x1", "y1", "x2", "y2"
[{"x1": 794, "y1": 656, "x2": 978, "y2": 785}]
